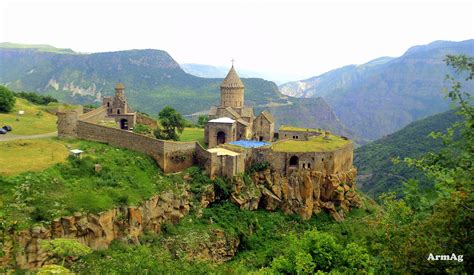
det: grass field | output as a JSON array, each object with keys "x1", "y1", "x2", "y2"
[
  {"x1": 0, "y1": 98, "x2": 57, "y2": 135},
  {"x1": 272, "y1": 134, "x2": 350, "y2": 152},
  {"x1": 180, "y1": 127, "x2": 205, "y2": 146},
  {"x1": 0, "y1": 139, "x2": 69, "y2": 175}
]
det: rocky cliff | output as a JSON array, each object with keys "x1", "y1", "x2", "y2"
[
  {"x1": 230, "y1": 168, "x2": 361, "y2": 221},
  {"x1": 1, "y1": 188, "x2": 190, "y2": 269}
]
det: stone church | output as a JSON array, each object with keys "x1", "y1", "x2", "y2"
[
  {"x1": 205, "y1": 65, "x2": 275, "y2": 148},
  {"x1": 102, "y1": 83, "x2": 137, "y2": 130}
]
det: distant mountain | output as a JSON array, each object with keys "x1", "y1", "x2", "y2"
[
  {"x1": 181, "y1": 63, "x2": 230, "y2": 78},
  {"x1": 354, "y1": 109, "x2": 462, "y2": 198},
  {"x1": 0, "y1": 43, "x2": 352, "y2": 139},
  {"x1": 279, "y1": 40, "x2": 474, "y2": 141},
  {"x1": 0, "y1": 42, "x2": 75, "y2": 54}
]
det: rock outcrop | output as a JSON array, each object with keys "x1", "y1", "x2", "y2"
[
  {"x1": 230, "y1": 168, "x2": 361, "y2": 221},
  {"x1": 2, "y1": 189, "x2": 190, "y2": 269}
]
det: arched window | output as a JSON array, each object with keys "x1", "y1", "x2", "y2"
[
  {"x1": 217, "y1": 131, "x2": 226, "y2": 145},
  {"x1": 289, "y1": 156, "x2": 299, "y2": 167},
  {"x1": 117, "y1": 109, "x2": 121, "y2": 115}
]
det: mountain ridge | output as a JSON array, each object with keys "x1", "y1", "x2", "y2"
[
  {"x1": 0, "y1": 45, "x2": 354, "y2": 140},
  {"x1": 279, "y1": 39, "x2": 474, "y2": 140}
]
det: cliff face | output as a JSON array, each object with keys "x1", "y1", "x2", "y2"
[
  {"x1": 1, "y1": 189, "x2": 190, "y2": 269},
  {"x1": 231, "y1": 168, "x2": 361, "y2": 221}
]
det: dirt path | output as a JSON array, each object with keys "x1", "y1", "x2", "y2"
[{"x1": 0, "y1": 131, "x2": 58, "y2": 142}]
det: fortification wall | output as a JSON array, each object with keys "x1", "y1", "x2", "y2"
[
  {"x1": 250, "y1": 143, "x2": 354, "y2": 176},
  {"x1": 57, "y1": 109, "x2": 83, "y2": 139},
  {"x1": 78, "y1": 106, "x2": 107, "y2": 123},
  {"x1": 195, "y1": 143, "x2": 218, "y2": 178},
  {"x1": 278, "y1": 130, "x2": 321, "y2": 141},
  {"x1": 76, "y1": 121, "x2": 196, "y2": 173},
  {"x1": 162, "y1": 141, "x2": 197, "y2": 173},
  {"x1": 136, "y1": 113, "x2": 158, "y2": 129}
]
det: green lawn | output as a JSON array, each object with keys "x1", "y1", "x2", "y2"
[
  {"x1": 272, "y1": 134, "x2": 350, "y2": 152},
  {"x1": 0, "y1": 98, "x2": 58, "y2": 135},
  {"x1": 0, "y1": 139, "x2": 69, "y2": 176},
  {"x1": 180, "y1": 127, "x2": 205, "y2": 146}
]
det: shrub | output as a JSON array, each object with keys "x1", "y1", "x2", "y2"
[{"x1": 0, "y1": 85, "x2": 16, "y2": 113}]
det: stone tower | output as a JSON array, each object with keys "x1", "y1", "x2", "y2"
[{"x1": 220, "y1": 65, "x2": 245, "y2": 108}]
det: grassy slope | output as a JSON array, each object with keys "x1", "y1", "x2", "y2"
[
  {"x1": 0, "y1": 139, "x2": 185, "y2": 229},
  {"x1": 0, "y1": 98, "x2": 57, "y2": 135},
  {"x1": 354, "y1": 109, "x2": 461, "y2": 198},
  {"x1": 0, "y1": 139, "x2": 68, "y2": 176}
]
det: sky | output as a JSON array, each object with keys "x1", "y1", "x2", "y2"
[{"x1": 0, "y1": 0, "x2": 473, "y2": 83}]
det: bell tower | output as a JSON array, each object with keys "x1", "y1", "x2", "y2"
[{"x1": 220, "y1": 65, "x2": 245, "y2": 108}]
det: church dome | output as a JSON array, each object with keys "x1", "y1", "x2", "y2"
[{"x1": 220, "y1": 66, "x2": 245, "y2": 89}]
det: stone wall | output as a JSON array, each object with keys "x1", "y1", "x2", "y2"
[
  {"x1": 78, "y1": 106, "x2": 107, "y2": 123},
  {"x1": 76, "y1": 121, "x2": 196, "y2": 173},
  {"x1": 1, "y1": 189, "x2": 190, "y2": 269},
  {"x1": 57, "y1": 110, "x2": 81, "y2": 139},
  {"x1": 279, "y1": 130, "x2": 321, "y2": 141},
  {"x1": 136, "y1": 113, "x2": 158, "y2": 129},
  {"x1": 195, "y1": 143, "x2": 218, "y2": 178},
  {"x1": 250, "y1": 143, "x2": 354, "y2": 176}
]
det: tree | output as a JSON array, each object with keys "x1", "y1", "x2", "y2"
[
  {"x1": 197, "y1": 115, "x2": 209, "y2": 128},
  {"x1": 154, "y1": 106, "x2": 185, "y2": 141},
  {"x1": 371, "y1": 55, "x2": 474, "y2": 273},
  {"x1": 0, "y1": 85, "x2": 16, "y2": 113},
  {"x1": 41, "y1": 238, "x2": 92, "y2": 267}
]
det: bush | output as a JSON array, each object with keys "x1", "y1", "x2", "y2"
[
  {"x1": 0, "y1": 85, "x2": 16, "y2": 113},
  {"x1": 14, "y1": 91, "x2": 58, "y2": 105}
]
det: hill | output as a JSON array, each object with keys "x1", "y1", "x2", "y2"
[
  {"x1": 0, "y1": 45, "x2": 351, "y2": 138},
  {"x1": 354, "y1": 109, "x2": 462, "y2": 198},
  {"x1": 0, "y1": 42, "x2": 75, "y2": 54},
  {"x1": 279, "y1": 40, "x2": 474, "y2": 140},
  {"x1": 0, "y1": 97, "x2": 57, "y2": 135}
]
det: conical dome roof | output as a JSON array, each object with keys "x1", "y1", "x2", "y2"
[{"x1": 220, "y1": 65, "x2": 245, "y2": 89}]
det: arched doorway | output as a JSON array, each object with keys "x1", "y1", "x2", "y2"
[
  {"x1": 120, "y1": 119, "x2": 129, "y2": 130},
  {"x1": 289, "y1": 155, "x2": 299, "y2": 168},
  {"x1": 217, "y1": 131, "x2": 226, "y2": 145}
]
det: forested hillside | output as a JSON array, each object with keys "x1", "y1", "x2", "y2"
[{"x1": 355, "y1": 109, "x2": 462, "y2": 197}]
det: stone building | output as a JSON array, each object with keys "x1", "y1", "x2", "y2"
[
  {"x1": 102, "y1": 83, "x2": 136, "y2": 130},
  {"x1": 205, "y1": 66, "x2": 274, "y2": 147}
]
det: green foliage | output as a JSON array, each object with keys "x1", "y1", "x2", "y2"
[
  {"x1": 247, "y1": 161, "x2": 270, "y2": 173},
  {"x1": 0, "y1": 140, "x2": 177, "y2": 229},
  {"x1": 71, "y1": 241, "x2": 216, "y2": 274},
  {"x1": 14, "y1": 91, "x2": 58, "y2": 105},
  {"x1": 154, "y1": 106, "x2": 185, "y2": 141},
  {"x1": 366, "y1": 55, "x2": 474, "y2": 273},
  {"x1": 197, "y1": 114, "x2": 209, "y2": 128},
  {"x1": 0, "y1": 85, "x2": 16, "y2": 113},
  {"x1": 132, "y1": 123, "x2": 152, "y2": 135},
  {"x1": 41, "y1": 238, "x2": 92, "y2": 266},
  {"x1": 37, "y1": 264, "x2": 72, "y2": 275},
  {"x1": 355, "y1": 109, "x2": 462, "y2": 198},
  {"x1": 268, "y1": 230, "x2": 373, "y2": 273}
]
